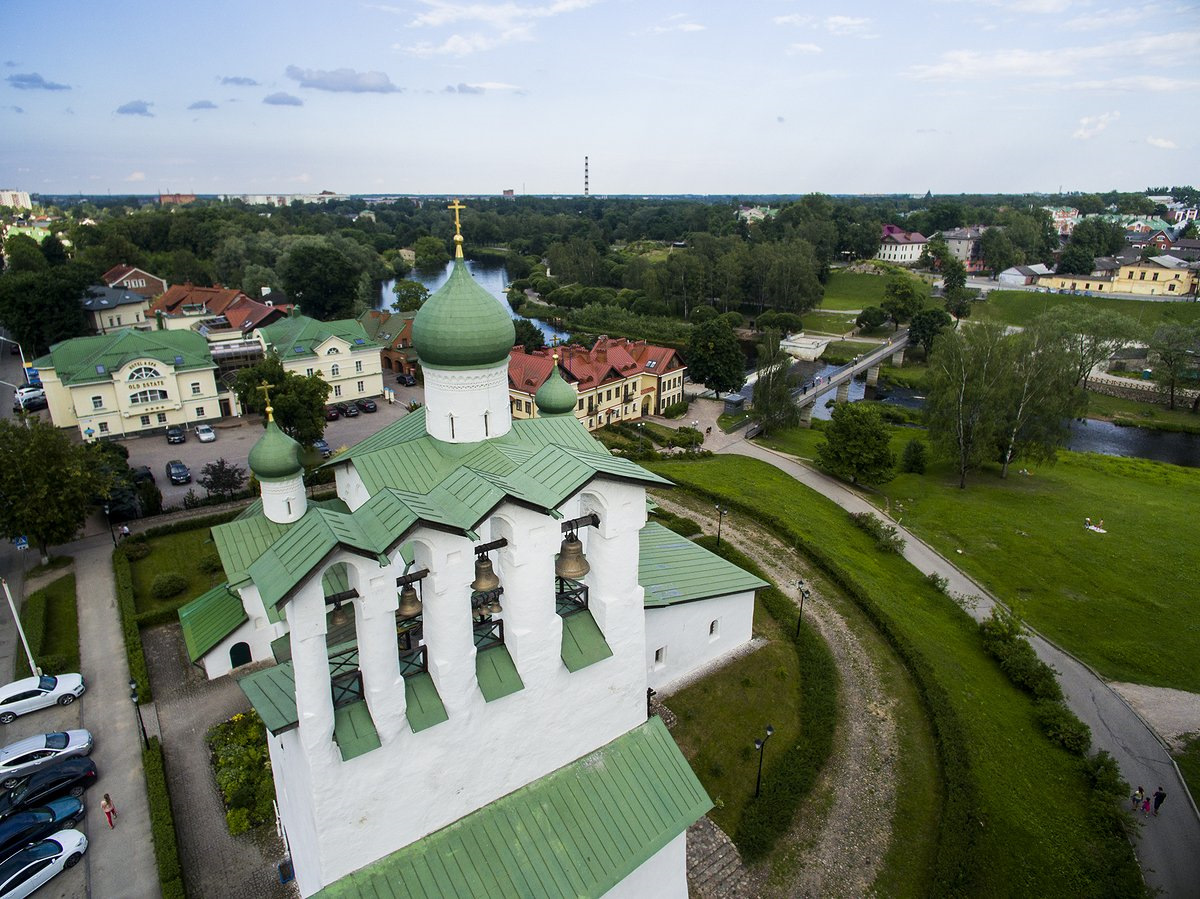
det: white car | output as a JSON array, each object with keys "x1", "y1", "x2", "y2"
[
  {"x1": 12, "y1": 386, "x2": 43, "y2": 403},
  {"x1": 0, "y1": 731, "x2": 94, "y2": 788},
  {"x1": 0, "y1": 676, "x2": 85, "y2": 725},
  {"x1": 0, "y1": 829, "x2": 87, "y2": 898},
  {"x1": 195, "y1": 423, "x2": 216, "y2": 442}
]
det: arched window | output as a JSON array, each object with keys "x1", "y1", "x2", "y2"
[
  {"x1": 230, "y1": 642, "x2": 252, "y2": 668},
  {"x1": 128, "y1": 365, "x2": 162, "y2": 381},
  {"x1": 326, "y1": 347, "x2": 340, "y2": 355},
  {"x1": 129, "y1": 389, "x2": 169, "y2": 405},
  {"x1": 330, "y1": 363, "x2": 340, "y2": 377}
]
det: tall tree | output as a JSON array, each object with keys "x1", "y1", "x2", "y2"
[
  {"x1": 199, "y1": 458, "x2": 249, "y2": 500},
  {"x1": 413, "y1": 236, "x2": 450, "y2": 271},
  {"x1": 1149, "y1": 322, "x2": 1200, "y2": 411},
  {"x1": 881, "y1": 275, "x2": 926, "y2": 330},
  {"x1": 941, "y1": 258, "x2": 967, "y2": 294},
  {"x1": 513, "y1": 319, "x2": 545, "y2": 353},
  {"x1": 816, "y1": 402, "x2": 895, "y2": 485},
  {"x1": 909, "y1": 308, "x2": 953, "y2": 357},
  {"x1": 925, "y1": 323, "x2": 1010, "y2": 488},
  {"x1": 686, "y1": 319, "x2": 745, "y2": 397},
  {"x1": 749, "y1": 330, "x2": 800, "y2": 436},
  {"x1": 391, "y1": 279, "x2": 429, "y2": 312},
  {"x1": 0, "y1": 418, "x2": 114, "y2": 562},
  {"x1": 2, "y1": 235, "x2": 48, "y2": 274},
  {"x1": 1039, "y1": 306, "x2": 1140, "y2": 389},
  {"x1": 234, "y1": 355, "x2": 332, "y2": 446},
  {"x1": 979, "y1": 228, "x2": 1018, "y2": 277},
  {"x1": 278, "y1": 242, "x2": 360, "y2": 321},
  {"x1": 996, "y1": 325, "x2": 1085, "y2": 478},
  {"x1": 0, "y1": 266, "x2": 94, "y2": 354}
]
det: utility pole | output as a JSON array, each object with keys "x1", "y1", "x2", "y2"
[{"x1": 2, "y1": 578, "x2": 40, "y2": 677}]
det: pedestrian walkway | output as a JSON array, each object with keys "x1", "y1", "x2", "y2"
[{"x1": 677, "y1": 397, "x2": 1200, "y2": 897}]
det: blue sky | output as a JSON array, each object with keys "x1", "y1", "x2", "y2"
[{"x1": 2, "y1": 0, "x2": 1197, "y2": 196}]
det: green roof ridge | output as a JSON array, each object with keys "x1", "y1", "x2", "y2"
[{"x1": 411, "y1": 260, "x2": 515, "y2": 369}]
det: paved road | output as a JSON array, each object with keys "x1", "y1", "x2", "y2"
[{"x1": 680, "y1": 400, "x2": 1200, "y2": 897}]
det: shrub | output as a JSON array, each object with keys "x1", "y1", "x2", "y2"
[
  {"x1": 113, "y1": 550, "x2": 151, "y2": 701},
  {"x1": 649, "y1": 510, "x2": 702, "y2": 537},
  {"x1": 978, "y1": 609, "x2": 1063, "y2": 701},
  {"x1": 143, "y1": 737, "x2": 186, "y2": 899},
  {"x1": 123, "y1": 541, "x2": 152, "y2": 561},
  {"x1": 151, "y1": 573, "x2": 189, "y2": 600},
  {"x1": 926, "y1": 572, "x2": 950, "y2": 594},
  {"x1": 901, "y1": 438, "x2": 928, "y2": 473},
  {"x1": 197, "y1": 552, "x2": 224, "y2": 574},
  {"x1": 1034, "y1": 699, "x2": 1092, "y2": 755},
  {"x1": 848, "y1": 511, "x2": 906, "y2": 554},
  {"x1": 208, "y1": 710, "x2": 276, "y2": 836},
  {"x1": 662, "y1": 400, "x2": 688, "y2": 419}
]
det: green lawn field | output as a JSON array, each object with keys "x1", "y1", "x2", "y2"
[{"x1": 975, "y1": 290, "x2": 1200, "y2": 329}]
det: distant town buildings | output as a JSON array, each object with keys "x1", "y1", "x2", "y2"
[
  {"x1": 939, "y1": 226, "x2": 989, "y2": 273},
  {"x1": 103, "y1": 263, "x2": 168, "y2": 298},
  {"x1": 0, "y1": 190, "x2": 32, "y2": 210},
  {"x1": 875, "y1": 224, "x2": 927, "y2": 265},
  {"x1": 158, "y1": 193, "x2": 197, "y2": 206},
  {"x1": 218, "y1": 191, "x2": 346, "y2": 206}
]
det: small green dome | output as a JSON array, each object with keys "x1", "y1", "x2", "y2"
[
  {"x1": 249, "y1": 419, "x2": 302, "y2": 480},
  {"x1": 536, "y1": 360, "x2": 577, "y2": 416},
  {"x1": 412, "y1": 261, "x2": 516, "y2": 369}
]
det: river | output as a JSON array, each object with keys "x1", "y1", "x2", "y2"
[{"x1": 379, "y1": 261, "x2": 569, "y2": 344}]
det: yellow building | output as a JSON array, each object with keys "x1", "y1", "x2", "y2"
[
  {"x1": 1115, "y1": 255, "x2": 1197, "y2": 297},
  {"x1": 255, "y1": 313, "x2": 383, "y2": 404}
]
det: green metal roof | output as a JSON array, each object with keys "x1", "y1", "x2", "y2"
[
  {"x1": 561, "y1": 611, "x2": 613, "y2": 673},
  {"x1": 411, "y1": 261, "x2": 516, "y2": 370},
  {"x1": 535, "y1": 362, "x2": 578, "y2": 416},
  {"x1": 476, "y1": 645, "x2": 524, "y2": 703},
  {"x1": 40, "y1": 327, "x2": 215, "y2": 386},
  {"x1": 314, "y1": 716, "x2": 711, "y2": 899},
  {"x1": 639, "y1": 523, "x2": 769, "y2": 608},
  {"x1": 405, "y1": 671, "x2": 449, "y2": 732},
  {"x1": 248, "y1": 419, "x2": 303, "y2": 480},
  {"x1": 334, "y1": 700, "x2": 381, "y2": 762},
  {"x1": 259, "y1": 314, "x2": 377, "y2": 359},
  {"x1": 177, "y1": 583, "x2": 247, "y2": 663}
]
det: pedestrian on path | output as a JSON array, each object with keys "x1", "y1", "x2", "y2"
[
  {"x1": 100, "y1": 793, "x2": 118, "y2": 828},
  {"x1": 1142, "y1": 795, "x2": 1153, "y2": 817},
  {"x1": 119, "y1": 524, "x2": 130, "y2": 540},
  {"x1": 1132, "y1": 786, "x2": 1145, "y2": 811},
  {"x1": 1153, "y1": 787, "x2": 1167, "y2": 816}
]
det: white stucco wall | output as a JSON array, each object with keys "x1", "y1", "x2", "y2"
[
  {"x1": 421, "y1": 358, "x2": 512, "y2": 443},
  {"x1": 199, "y1": 584, "x2": 284, "y2": 680},
  {"x1": 279, "y1": 480, "x2": 653, "y2": 896},
  {"x1": 601, "y1": 832, "x2": 689, "y2": 899},
  {"x1": 644, "y1": 591, "x2": 755, "y2": 692}
]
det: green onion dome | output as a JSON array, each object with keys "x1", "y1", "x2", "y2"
[
  {"x1": 412, "y1": 261, "x2": 516, "y2": 369},
  {"x1": 535, "y1": 357, "x2": 577, "y2": 416},
  {"x1": 248, "y1": 417, "x2": 302, "y2": 480}
]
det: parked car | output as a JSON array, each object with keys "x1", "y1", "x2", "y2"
[
  {"x1": 165, "y1": 460, "x2": 191, "y2": 485},
  {"x1": 165, "y1": 426, "x2": 186, "y2": 444},
  {"x1": 335, "y1": 402, "x2": 359, "y2": 418},
  {"x1": 12, "y1": 387, "x2": 43, "y2": 403},
  {"x1": 0, "y1": 759, "x2": 97, "y2": 820},
  {"x1": 325, "y1": 406, "x2": 340, "y2": 421},
  {"x1": 194, "y1": 424, "x2": 216, "y2": 443},
  {"x1": 312, "y1": 439, "x2": 332, "y2": 459},
  {"x1": 397, "y1": 373, "x2": 417, "y2": 386},
  {"x1": 0, "y1": 829, "x2": 87, "y2": 897},
  {"x1": 0, "y1": 676, "x2": 85, "y2": 726},
  {"x1": 131, "y1": 465, "x2": 155, "y2": 485},
  {"x1": 10, "y1": 395, "x2": 46, "y2": 414},
  {"x1": 0, "y1": 798, "x2": 84, "y2": 859},
  {"x1": 355, "y1": 398, "x2": 377, "y2": 413},
  {"x1": 0, "y1": 732, "x2": 93, "y2": 789}
]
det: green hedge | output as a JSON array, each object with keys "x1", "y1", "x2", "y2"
[
  {"x1": 693, "y1": 536, "x2": 840, "y2": 861},
  {"x1": 113, "y1": 549, "x2": 152, "y2": 702},
  {"x1": 142, "y1": 509, "x2": 244, "y2": 539},
  {"x1": 13, "y1": 574, "x2": 79, "y2": 680},
  {"x1": 656, "y1": 481, "x2": 981, "y2": 894},
  {"x1": 143, "y1": 737, "x2": 186, "y2": 899}
]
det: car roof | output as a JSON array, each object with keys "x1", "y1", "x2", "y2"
[
  {"x1": 0, "y1": 838, "x2": 62, "y2": 879},
  {"x1": 0, "y1": 676, "x2": 44, "y2": 697},
  {"x1": 0, "y1": 734, "x2": 51, "y2": 760}
]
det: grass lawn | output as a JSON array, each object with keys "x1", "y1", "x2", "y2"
[
  {"x1": 1085, "y1": 391, "x2": 1200, "y2": 433},
  {"x1": 820, "y1": 271, "x2": 888, "y2": 310},
  {"x1": 803, "y1": 311, "x2": 858, "y2": 334},
  {"x1": 880, "y1": 363, "x2": 929, "y2": 389},
  {"x1": 874, "y1": 451, "x2": 1200, "y2": 693},
  {"x1": 27, "y1": 556, "x2": 72, "y2": 578},
  {"x1": 1175, "y1": 734, "x2": 1200, "y2": 813},
  {"x1": 975, "y1": 290, "x2": 1200, "y2": 329},
  {"x1": 647, "y1": 455, "x2": 1141, "y2": 894},
  {"x1": 15, "y1": 574, "x2": 79, "y2": 679},
  {"x1": 761, "y1": 418, "x2": 924, "y2": 465},
  {"x1": 129, "y1": 530, "x2": 224, "y2": 619}
]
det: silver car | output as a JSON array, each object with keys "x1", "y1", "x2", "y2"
[{"x1": 0, "y1": 731, "x2": 94, "y2": 789}]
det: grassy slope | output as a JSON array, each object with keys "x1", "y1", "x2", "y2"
[
  {"x1": 1085, "y1": 391, "x2": 1200, "y2": 433},
  {"x1": 129, "y1": 530, "x2": 223, "y2": 617},
  {"x1": 820, "y1": 271, "x2": 889, "y2": 310},
  {"x1": 648, "y1": 456, "x2": 1140, "y2": 895},
  {"x1": 975, "y1": 290, "x2": 1200, "y2": 329}
]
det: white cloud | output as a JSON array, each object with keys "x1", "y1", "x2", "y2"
[
  {"x1": 115, "y1": 100, "x2": 153, "y2": 116},
  {"x1": 400, "y1": 0, "x2": 595, "y2": 54},
  {"x1": 1070, "y1": 75, "x2": 1197, "y2": 92},
  {"x1": 1146, "y1": 136, "x2": 1178, "y2": 149},
  {"x1": 444, "y1": 82, "x2": 522, "y2": 94},
  {"x1": 646, "y1": 21, "x2": 705, "y2": 34},
  {"x1": 263, "y1": 92, "x2": 303, "y2": 106},
  {"x1": 1073, "y1": 111, "x2": 1119, "y2": 139},
  {"x1": 788, "y1": 42, "x2": 823, "y2": 55},
  {"x1": 774, "y1": 14, "x2": 813, "y2": 26},
  {"x1": 125, "y1": 171, "x2": 146, "y2": 182},
  {"x1": 404, "y1": 32, "x2": 515, "y2": 56},
  {"x1": 285, "y1": 65, "x2": 402, "y2": 93},
  {"x1": 824, "y1": 15, "x2": 872, "y2": 35},
  {"x1": 188, "y1": 100, "x2": 217, "y2": 110},
  {"x1": 1063, "y1": 6, "x2": 1150, "y2": 30}
]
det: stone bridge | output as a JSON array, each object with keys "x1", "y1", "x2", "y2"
[{"x1": 792, "y1": 333, "x2": 909, "y2": 423}]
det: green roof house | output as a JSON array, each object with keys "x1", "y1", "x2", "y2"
[{"x1": 256, "y1": 312, "x2": 384, "y2": 409}]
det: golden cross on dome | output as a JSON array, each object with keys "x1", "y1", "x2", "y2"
[
  {"x1": 257, "y1": 380, "x2": 276, "y2": 422},
  {"x1": 448, "y1": 199, "x2": 466, "y2": 259}
]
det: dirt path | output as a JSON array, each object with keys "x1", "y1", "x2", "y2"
[{"x1": 654, "y1": 492, "x2": 899, "y2": 898}]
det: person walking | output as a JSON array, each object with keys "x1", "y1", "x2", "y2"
[
  {"x1": 100, "y1": 793, "x2": 117, "y2": 829},
  {"x1": 1132, "y1": 786, "x2": 1145, "y2": 811},
  {"x1": 1153, "y1": 787, "x2": 1167, "y2": 816},
  {"x1": 1142, "y1": 794, "x2": 1153, "y2": 817},
  {"x1": 119, "y1": 524, "x2": 131, "y2": 540}
]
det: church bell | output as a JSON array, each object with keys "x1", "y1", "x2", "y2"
[
  {"x1": 471, "y1": 555, "x2": 501, "y2": 593},
  {"x1": 397, "y1": 583, "x2": 422, "y2": 620},
  {"x1": 555, "y1": 532, "x2": 590, "y2": 580}
]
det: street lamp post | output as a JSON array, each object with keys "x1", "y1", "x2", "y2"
[
  {"x1": 2, "y1": 578, "x2": 40, "y2": 677},
  {"x1": 129, "y1": 678, "x2": 149, "y2": 749},
  {"x1": 794, "y1": 580, "x2": 812, "y2": 639},
  {"x1": 753, "y1": 724, "x2": 775, "y2": 798},
  {"x1": 715, "y1": 505, "x2": 728, "y2": 548},
  {"x1": 103, "y1": 504, "x2": 117, "y2": 545}
]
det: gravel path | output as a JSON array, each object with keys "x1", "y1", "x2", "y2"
[{"x1": 653, "y1": 493, "x2": 899, "y2": 898}]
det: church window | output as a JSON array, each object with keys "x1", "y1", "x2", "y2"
[
  {"x1": 449, "y1": 414, "x2": 455, "y2": 439},
  {"x1": 709, "y1": 619, "x2": 720, "y2": 640},
  {"x1": 653, "y1": 646, "x2": 666, "y2": 669},
  {"x1": 129, "y1": 389, "x2": 169, "y2": 405},
  {"x1": 484, "y1": 411, "x2": 489, "y2": 436},
  {"x1": 128, "y1": 365, "x2": 162, "y2": 381}
]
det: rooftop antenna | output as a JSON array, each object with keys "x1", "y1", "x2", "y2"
[{"x1": 584, "y1": 156, "x2": 589, "y2": 197}]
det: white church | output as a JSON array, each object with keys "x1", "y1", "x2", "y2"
[{"x1": 178, "y1": 206, "x2": 766, "y2": 897}]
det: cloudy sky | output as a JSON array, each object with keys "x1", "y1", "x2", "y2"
[{"x1": 2, "y1": 0, "x2": 1197, "y2": 196}]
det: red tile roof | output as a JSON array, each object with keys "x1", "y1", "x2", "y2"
[
  {"x1": 509, "y1": 337, "x2": 683, "y2": 394},
  {"x1": 150, "y1": 284, "x2": 251, "y2": 318}
]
